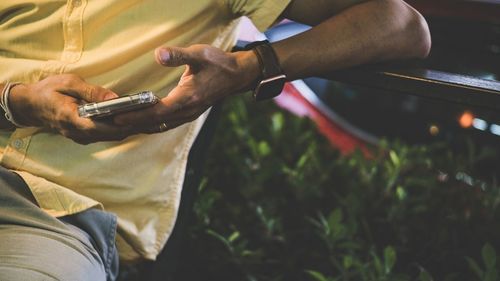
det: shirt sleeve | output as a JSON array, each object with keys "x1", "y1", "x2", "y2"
[{"x1": 225, "y1": 0, "x2": 291, "y2": 32}]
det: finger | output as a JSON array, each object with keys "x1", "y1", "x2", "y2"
[
  {"x1": 113, "y1": 87, "x2": 194, "y2": 126},
  {"x1": 113, "y1": 102, "x2": 165, "y2": 126},
  {"x1": 155, "y1": 46, "x2": 197, "y2": 67},
  {"x1": 68, "y1": 118, "x2": 136, "y2": 144},
  {"x1": 55, "y1": 75, "x2": 118, "y2": 102},
  {"x1": 113, "y1": 99, "x2": 192, "y2": 126},
  {"x1": 88, "y1": 122, "x2": 135, "y2": 141},
  {"x1": 68, "y1": 85, "x2": 118, "y2": 103},
  {"x1": 142, "y1": 117, "x2": 198, "y2": 135}
]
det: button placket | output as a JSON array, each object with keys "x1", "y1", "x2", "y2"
[{"x1": 61, "y1": 0, "x2": 86, "y2": 63}]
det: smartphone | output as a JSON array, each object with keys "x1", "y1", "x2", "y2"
[{"x1": 78, "y1": 91, "x2": 159, "y2": 118}]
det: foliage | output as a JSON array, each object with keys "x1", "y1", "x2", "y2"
[{"x1": 176, "y1": 95, "x2": 500, "y2": 281}]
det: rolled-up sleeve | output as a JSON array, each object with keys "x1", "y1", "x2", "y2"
[{"x1": 225, "y1": 0, "x2": 291, "y2": 31}]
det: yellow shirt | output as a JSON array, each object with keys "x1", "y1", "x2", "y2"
[{"x1": 0, "y1": 0, "x2": 289, "y2": 262}]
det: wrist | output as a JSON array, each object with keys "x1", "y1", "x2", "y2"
[
  {"x1": 233, "y1": 50, "x2": 261, "y2": 93},
  {"x1": 0, "y1": 82, "x2": 29, "y2": 128},
  {"x1": 8, "y1": 83, "x2": 34, "y2": 127}
]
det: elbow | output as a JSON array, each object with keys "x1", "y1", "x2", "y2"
[
  {"x1": 381, "y1": 0, "x2": 432, "y2": 59},
  {"x1": 406, "y1": 8, "x2": 432, "y2": 58}
]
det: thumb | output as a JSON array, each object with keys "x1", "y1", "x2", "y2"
[{"x1": 155, "y1": 46, "x2": 195, "y2": 67}]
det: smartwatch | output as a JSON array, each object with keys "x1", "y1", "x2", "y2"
[{"x1": 245, "y1": 40, "x2": 287, "y2": 101}]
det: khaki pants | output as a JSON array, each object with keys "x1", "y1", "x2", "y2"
[{"x1": 0, "y1": 167, "x2": 118, "y2": 281}]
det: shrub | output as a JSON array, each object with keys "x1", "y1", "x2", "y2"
[{"x1": 178, "y1": 96, "x2": 500, "y2": 281}]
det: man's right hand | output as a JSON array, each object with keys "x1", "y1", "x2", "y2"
[{"x1": 8, "y1": 74, "x2": 136, "y2": 144}]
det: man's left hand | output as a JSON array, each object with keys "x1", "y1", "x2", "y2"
[{"x1": 114, "y1": 44, "x2": 259, "y2": 132}]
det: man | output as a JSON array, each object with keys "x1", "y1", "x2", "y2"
[{"x1": 0, "y1": 0, "x2": 430, "y2": 280}]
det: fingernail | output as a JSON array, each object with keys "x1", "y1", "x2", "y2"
[
  {"x1": 156, "y1": 48, "x2": 170, "y2": 64},
  {"x1": 105, "y1": 92, "x2": 118, "y2": 100}
]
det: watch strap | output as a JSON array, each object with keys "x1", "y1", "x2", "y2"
[
  {"x1": 244, "y1": 40, "x2": 287, "y2": 101},
  {"x1": 245, "y1": 40, "x2": 284, "y2": 80}
]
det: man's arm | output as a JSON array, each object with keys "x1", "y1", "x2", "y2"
[
  {"x1": 114, "y1": 0, "x2": 431, "y2": 131},
  {"x1": 273, "y1": 0, "x2": 431, "y2": 79}
]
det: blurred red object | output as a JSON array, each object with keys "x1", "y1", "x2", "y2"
[{"x1": 275, "y1": 82, "x2": 373, "y2": 156}]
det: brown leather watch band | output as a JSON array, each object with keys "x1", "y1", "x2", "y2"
[
  {"x1": 251, "y1": 42, "x2": 284, "y2": 80},
  {"x1": 245, "y1": 40, "x2": 287, "y2": 101}
]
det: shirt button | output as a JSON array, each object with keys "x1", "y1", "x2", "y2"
[
  {"x1": 73, "y1": 0, "x2": 82, "y2": 7},
  {"x1": 13, "y1": 139, "x2": 23, "y2": 149}
]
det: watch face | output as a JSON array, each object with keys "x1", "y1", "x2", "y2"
[{"x1": 254, "y1": 75, "x2": 287, "y2": 101}]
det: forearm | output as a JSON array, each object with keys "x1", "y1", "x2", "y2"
[{"x1": 236, "y1": 0, "x2": 431, "y2": 84}]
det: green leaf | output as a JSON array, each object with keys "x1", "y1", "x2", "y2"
[
  {"x1": 482, "y1": 243, "x2": 497, "y2": 269},
  {"x1": 307, "y1": 216, "x2": 323, "y2": 229},
  {"x1": 327, "y1": 209, "x2": 346, "y2": 240},
  {"x1": 241, "y1": 250, "x2": 254, "y2": 257},
  {"x1": 206, "y1": 229, "x2": 232, "y2": 253},
  {"x1": 389, "y1": 150, "x2": 400, "y2": 167},
  {"x1": 258, "y1": 141, "x2": 271, "y2": 157},
  {"x1": 327, "y1": 208, "x2": 343, "y2": 229},
  {"x1": 396, "y1": 186, "x2": 407, "y2": 200},
  {"x1": 372, "y1": 251, "x2": 384, "y2": 276},
  {"x1": 271, "y1": 112, "x2": 284, "y2": 133},
  {"x1": 297, "y1": 154, "x2": 308, "y2": 169},
  {"x1": 228, "y1": 231, "x2": 240, "y2": 243},
  {"x1": 305, "y1": 270, "x2": 329, "y2": 281},
  {"x1": 465, "y1": 256, "x2": 484, "y2": 279},
  {"x1": 418, "y1": 267, "x2": 433, "y2": 281},
  {"x1": 317, "y1": 212, "x2": 330, "y2": 235},
  {"x1": 343, "y1": 255, "x2": 353, "y2": 269},
  {"x1": 384, "y1": 246, "x2": 397, "y2": 274},
  {"x1": 484, "y1": 269, "x2": 498, "y2": 281}
]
